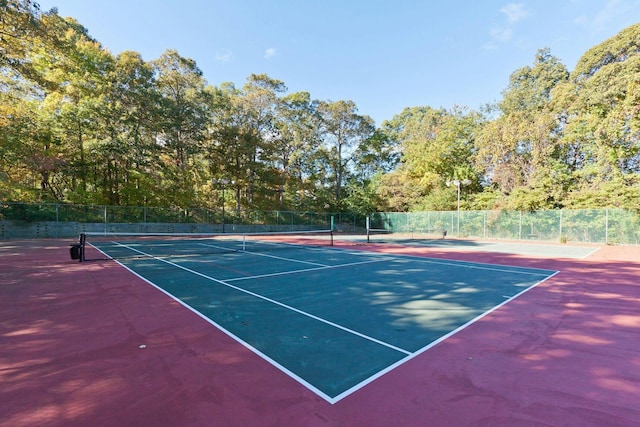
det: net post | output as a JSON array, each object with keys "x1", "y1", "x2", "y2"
[
  {"x1": 366, "y1": 216, "x2": 370, "y2": 243},
  {"x1": 79, "y1": 233, "x2": 86, "y2": 262},
  {"x1": 330, "y1": 215, "x2": 335, "y2": 246}
]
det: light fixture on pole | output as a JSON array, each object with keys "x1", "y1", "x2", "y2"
[
  {"x1": 212, "y1": 178, "x2": 235, "y2": 233},
  {"x1": 446, "y1": 179, "x2": 471, "y2": 236}
]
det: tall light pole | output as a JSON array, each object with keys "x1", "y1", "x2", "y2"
[
  {"x1": 446, "y1": 179, "x2": 471, "y2": 236},
  {"x1": 212, "y1": 178, "x2": 234, "y2": 233}
]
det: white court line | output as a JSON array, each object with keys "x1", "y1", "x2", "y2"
[
  {"x1": 112, "y1": 241, "x2": 412, "y2": 357},
  {"x1": 581, "y1": 246, "x2": 602, "y2": 259},
  {"x1": 402, "y1": 256, "x2": 556, "y2": 276},
  {"x1": 197, "y1": 242, "x2": 328, "y2": 267},
  {"x1": 226, "y1": 259, "x2": 387, "y2": 282}
]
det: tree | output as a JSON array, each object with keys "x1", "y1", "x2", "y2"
[
  {"x1": 91, "y1": 51, "x2": 160, "y2": 205},
  {"x1": 1, "y1": 2, "x2": 65, "y2": 201},
  {"x1": 152, "y1": 49, "x2": 211, "y2": 207},
  {"x1": 207, "y1": 75, "x2": 286, "y2": 213},
  {"x1": 554, "y1": 23, "x2": 640, "y2": 194},
  {"x1": 0, "y1": 0, "x2": 42, "y2": 73},
  {"x1": 378, "y1": 106, "x2": 481, "y2": 211},
  {"x1": 237, "y1": 74, "x2": 287, "y2": 209},
  {"x1": 271, "y1": 91, "x2": 320, "y2": 209},
  {"x1": 316, "y1": 100, "x2": 375, "y2": 210},
  {"x1": 475, "y1": 48, "x2": 569, "y2": 208},
  {"x1": 1, "y1": 9, "x2": 115, "y2": 202},
  {"x1": 352, "y1": 128, "x2": 399, "y2": 180}
]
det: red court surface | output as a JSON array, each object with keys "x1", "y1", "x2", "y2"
[{"x1": 2, "y1": 238, "x2": 640, "y2": 426}]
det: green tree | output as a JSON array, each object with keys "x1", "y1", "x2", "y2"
[
  {"x1": 91, "y1": 51, "x2": 160, "y2": 205},
  {"x1": 1, "y1": 3, "x2": 67, "y2": 201},
  {"x1": 1, "y1": 10, "x2": 114, "y2": 202},
  {"x1": 271, "y1": 91, "x2": 320, "y2": 209},
  {"x1": 378, "y1": 106, "x2": 481, "y2": 211},
  {"x1": 152, "y1": 49, "x2": 211, "y2": 207},
  {"x1": 0, "y1": 0, "x2": 42, "y2": 74},
  {"x1": 476, "y1": 48, "x2": 569, "y2": 208},
  {"x1": 553, "y1": 23, "x2": 640, "y2": 206},
  {"x1": 238, "y1": 74, "x2": 287, "y2": 209},
  {"x1": 207, "y1": 75, "x2": 286, "y2": 213},
  {"x1": 352, "y1": 128, "x2": 399, "y2": 180},
  {"x1": 316, "y1": 100, "x2": 375, "y2": 210}
]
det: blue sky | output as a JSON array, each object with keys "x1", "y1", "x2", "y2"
[{"x1": 37, "y1": 0, "x2": 640, "y2": 125}]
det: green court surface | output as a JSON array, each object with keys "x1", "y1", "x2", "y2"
[{"x1": 90, "y1": 238, "x2": 557, "y2": 403}]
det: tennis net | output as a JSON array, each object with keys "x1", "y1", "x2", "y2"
[{"x1": 79, "y1": 229, "x2": 334, "y2": 261}]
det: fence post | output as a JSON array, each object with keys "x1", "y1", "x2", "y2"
[
  {"x1": 559, "y1": 209, "x2": 563, "y2": 241},
  {"x1": 450, "y1": 212, "x2": 454, "y2": 236},
  {"x1": 605, "y1": 208, "x2": 609, "y2": 244},
  {"x1": 55, "y1": 204, "x2": 59, "y2": 238},
  {"x1": 484, "y1": 211, "x2": 487, "y2": 238},
  {"x1": 519, "y1": 211, "x2": 522, "y2": 240}
]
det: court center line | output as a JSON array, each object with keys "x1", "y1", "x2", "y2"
[{"x1": 112, "y1": 241, "x2": 412, "y2": 356}]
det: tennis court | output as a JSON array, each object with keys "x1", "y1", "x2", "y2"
[
  {"x1": 86, "y1": 232, "x2": 556, "y2": 402},
  {"x1": 2, "y1": 234, "x2": 640, "y2": 426}
]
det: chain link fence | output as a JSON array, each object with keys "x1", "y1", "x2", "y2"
[
  {"x1": 370, "y1": 209, "x2": 640, "y2": 245},
  {"x1": 2, "y1": 203, "x2": 639, "y2": 244},
  {"x1": 0, "y1": 203, "x2": 365, "y2": 239}
]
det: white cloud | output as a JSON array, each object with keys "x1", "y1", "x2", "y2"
[
  {"x1": 264, "y1": 47, "x2": 277, "y2": 59},
  {"x1": 215, "y1": 49, "x2": 233, "y2": 63},
  {"x1": 500, "y1": 3, "x2": 529, "y2": 24},
  {"x1": 490, "y1": 26, "x2": 514, "y2": 42},
  {"x1": 485, "y1": 2, "x2": 530, "y2": 47}
]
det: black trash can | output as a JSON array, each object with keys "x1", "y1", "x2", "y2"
[{"x1": 70, "y1": 244, "x2": 82, "y2": 260}]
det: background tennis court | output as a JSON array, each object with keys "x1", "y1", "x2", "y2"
[{"x1": 89, "y1": 235, "x2": 556, "y2": 402}]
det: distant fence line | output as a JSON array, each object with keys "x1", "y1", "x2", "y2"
[
  {"x1": 370, "y1": 209, "x2": 640, "y2": 245},
  {"x1": 0, "y1": 202, "x2": 362, "y2": 239},
  {"x1": 1, "y1": 203, "x2": 639, "y2": 245}
]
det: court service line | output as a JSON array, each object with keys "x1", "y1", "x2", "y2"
[
  {"x1": 410, "y1": 257, "x2": 556, "y2": 276},
  {"x1": 197, "y1": 242, "x2": 328, "y2": 267},
  {"x1": 225, "y1": 258, "x2": 387, "y2": 282},
  {"x1": 112, "y1": 241, "x2": 412, "y2": 356}
]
